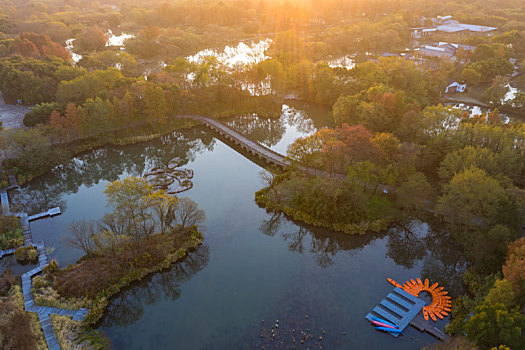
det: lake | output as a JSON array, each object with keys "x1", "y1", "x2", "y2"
[{"x1": 8, "y1": 102, "x2": 465, "y2": 349}]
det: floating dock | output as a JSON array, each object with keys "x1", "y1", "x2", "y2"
[
  {"x1": 28, "y1": 207, "x2": 61, "y2": 221},
  {"x1": 365, "y1": 287, "x2": 426, "y2": 337},
  {"x1": 365, "y1": 287, "x2": 450, "y2": 341}
]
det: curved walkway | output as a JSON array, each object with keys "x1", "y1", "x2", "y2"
[
  {"x1": 175, "y1": 115, "x2": 291, "y2": 168},
  {"x1": 1, "y1": 180, "x2": 88, "y2": 350},
  {"x1": 174, "y1": 115, "x2": 393, "y2": 192}
]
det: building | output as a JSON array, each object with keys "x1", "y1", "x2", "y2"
[
  {"x1": 436, "y1": 20, "x2": 498, "y2": 35},
  {"x1": 411, "y1": 42, "x2": 475, "y2": 62},
  {"x1": 411, "y1": 16, "x2": 498, "y2": 39},
  {"x1": 445, "y1": 82, "x2": 467, "y2": 94}
]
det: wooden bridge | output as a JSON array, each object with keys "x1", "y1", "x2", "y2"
[
  {"x1": 174, "y1": 115, "x2": 394, "y2": 194},
  {"x1": 175, "y1": 115, "x2": 291, "y2": 168}
]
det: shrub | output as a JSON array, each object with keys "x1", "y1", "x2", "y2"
[
  {"x1": 0, "y1": 310, "x2": 37, "y2": 349},
  {"x1": 14, "y1": 246, "x2": 39, "y2": 263},
  {"x1": 0, "y1": 215, "x2": 23, "y2": 249},
  {"x1": 0, "y1": 270, "x2": 18, "y2": 296}
]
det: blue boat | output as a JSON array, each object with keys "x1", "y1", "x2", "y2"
[
  {"x1": 375, "y1": 326, "x2": 403, "y2": 333},
  {"x1": 371, "y1": 316, "x2": 397, "y2": 327}
]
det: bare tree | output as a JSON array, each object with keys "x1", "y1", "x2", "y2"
[
  {"x1": 63, "y1": 221, "x2": 97, "y2": 257},
  {"x1": 259, "y1": 169, "x2": 282, "y2": 202},
  {"x1": 175, "y1": 197, "x2": 205, "y2": 229}
]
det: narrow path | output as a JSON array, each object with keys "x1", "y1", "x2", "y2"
[
  {"x1": 0, "y1": 91, "x2": 31, "y2": 130},
  {"x1": 175, "y1": 115, "x2": 291, "y2": 168},
  {"x1": 174, "y1": 115, "x2": 393, "y2": 192},
  {"x1": 0, "y1": 177, "x2": 88, "y2": 350}
]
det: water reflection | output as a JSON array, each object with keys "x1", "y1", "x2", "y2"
[
  {"x1": 187, "y1": 39, "x2": 272, "y2": 70},
  {"x1": 10, "y1": 128, "x2": 215, "y2": 215},
  {"x1": 100, "y1": 245, "x2": 209, "y2": 328},
  {"x1": 259, "y1": 212, "x2": 383, "y2": 268},
  {"x1": 261, "y1": 214, "x2": 466, "y2": 294}
]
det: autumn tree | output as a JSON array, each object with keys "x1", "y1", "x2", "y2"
[
  {"x1": 104, "y1": 177, "x2": 157, "y2": 241},
  {"x1": 503, "y1": 238, "x2": 525, "y2": 304},
  {"x1": 75, "y1": 27, "x2": 108, "y2": 52}
]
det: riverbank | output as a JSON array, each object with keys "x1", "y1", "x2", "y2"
[
  {"x1": 255, "y1": 172, "x2": 395, "y2": 235},
  {"x1": 32, "y1": 227, "x2": 203, "y2": 326},
  {"x1": 2, "y1": 92, "x2": 283, "y2": 187}
]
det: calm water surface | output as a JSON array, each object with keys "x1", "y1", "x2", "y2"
[{"x1": 9, "y1": 103, "x2": 464, "y2": 349}]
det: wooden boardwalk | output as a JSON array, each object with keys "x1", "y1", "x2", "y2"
[
  {"x1": 174, "y1": 115, "x2": 394, "y2": 193},
  {"x1": 176, "y1": 115, "x2": 291, "y2": 168},
  {"x1": 28, "y1": 207, "x2": 61, "y2": 221},
  {"x1": 1, "y1": 190, "x2": 9, "y2": 214},
  {"x1": 410, "y1": 314, "x2": 450, "y2": 341},
  {"x1": 1, "y1": 178, "x2": 86, "y2": 350}
]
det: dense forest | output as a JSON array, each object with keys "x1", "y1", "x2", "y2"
[{"x1": 0, "y1": 0, "x2": 524, "y2": 349}]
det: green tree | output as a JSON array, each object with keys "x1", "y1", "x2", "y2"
[
  {"x1": 396, "y1": 172, "x2": 433, "y2": 216},
  {"x1": 5, "y1": 128, "x2": 64, "y2": 176},
  {"x1": 484, "y1": 279, "x2": 516, "y2": 309},
  {"x1": 471, "y1": 44, "x2": 497, "y2": 62},
  {"x1": 436, "y1": 167, "x2": 521, "y2": 231},
  {"x1": 104, "y1": 177, "x2": 156, "y2": 241},
  {"x1": 438, "y1": 145, "x2": 523, "y2": 185},
  {"x1": 144, "y1": 85, "x2": 168, "y2": 128},
  {"x1": 23, "y1": 102, "x2": 62, "y2": 127},
  {"x1": 465, "y1": 301, "x2": 524, "y2": 350}
]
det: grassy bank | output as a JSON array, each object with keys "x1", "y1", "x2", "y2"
[
  {"x1": 255, "y1": 172, "x2": 395, "y2": 235},
  {"x1": 32, "y1": 227, "x2": 203, "y2": 326},
  {"x1": 0, "y1": 283, "x2": 47, "y2": 349},
  {"x1": 0, "y1": 216, "x2": 24, "y2": 250}
]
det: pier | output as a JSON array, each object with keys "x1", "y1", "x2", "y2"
[{"x1": 365, "y1": 287, "x2": 450, "y2": 341}]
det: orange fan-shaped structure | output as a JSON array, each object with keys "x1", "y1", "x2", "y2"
[{"x1": 387, "y1": 278, "x2": 451, "y2": 321}]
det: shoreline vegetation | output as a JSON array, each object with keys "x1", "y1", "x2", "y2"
[
  {"x1": 0, "y1": 0, "x2": 525, "y2": 348},
  {"x1": 2, "y1": 91, "x2": 282, "y2": 186},
  {"x1": 255, "y1": 172, "x2": 394, "y2": 235},
  {"x1": 0, "y1": 282, "x2": 48, "y2": 349},
  {"x1": 0, "y1": 216, "x2": 23, "y2": 250},
  {"x1": 3, "y1": 176, "x2": 206, "y2": 349}
]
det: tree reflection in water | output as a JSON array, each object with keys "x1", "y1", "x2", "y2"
[
  {"x1": 259, "y1": 212, "x2": 383, "y2": 268},
  {"x1": 386, "y1": 221, "x2": 426, "y2": 269},
  {"x1": 10, "y1": 127, "x2": 215, "y2": 215},
  {"x1": 260, "y1": 214, "x2": 466, "y2": 293},
  {"x1": 225, "y1": 103, "x2": 325, "y2": 148},
  {"x1": 226, "y1": 114, "x2": 286, "y2": 147},
  {"x1": 99, "y1": 245, "x2": 209, "y2": 328}
]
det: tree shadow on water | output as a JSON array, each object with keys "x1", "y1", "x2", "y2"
[{"x1": 98, "y1": 244, "x2": 209, "y2": 328}]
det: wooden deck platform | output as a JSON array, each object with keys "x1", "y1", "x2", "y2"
[
  {"x1": 410, "y1": 314, "x2": 450, "y2": 341},
  {"x1": 0, "y1": 193, "x2": 82, "y2": 350},
  {"x1": 365, "y1": 287, "x2": 450, "y2": 341},
  {"x1": 28, "y1": 207, "x2": 61, "y2": 221},
  {"x1": 365, "y1": 287, "x2": 426, "y2": 337}
]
